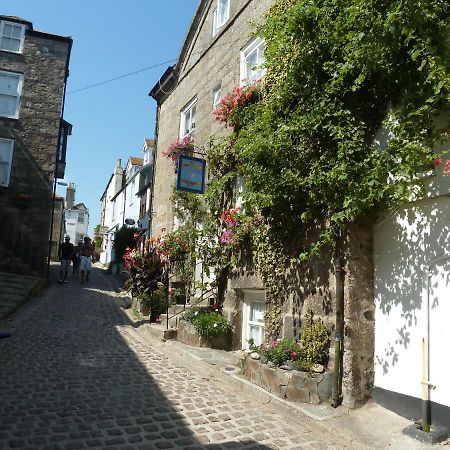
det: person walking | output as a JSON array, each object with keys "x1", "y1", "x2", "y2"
[
  {"x1": 72, "y1": 240, "x2": 82, "y2": 276},
  {"x1": 80, "y1": 236, "x2": 94, "y2": 284},
  {"x1": 58, "y1": 236, "x2": 74, "y2": 283}
]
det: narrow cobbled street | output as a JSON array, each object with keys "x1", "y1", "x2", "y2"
[{"x1": 0, "y1": 268, "x2": 364, "y2": 450}]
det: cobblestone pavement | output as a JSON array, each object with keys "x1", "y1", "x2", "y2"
[{"x1": 0, "y1": 268, "x2": 367, "y2": 450}]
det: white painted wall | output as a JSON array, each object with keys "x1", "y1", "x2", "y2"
[
  {"x1": 99, "y1": 159, "x2": 142, "y2": 265},
  {"x1": 374, "y1": 158, "x2": 450, "y2": 408}
]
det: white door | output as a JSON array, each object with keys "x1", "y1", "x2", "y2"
[
  {"x1": 242, "y1": 290, "x2": 265, "y2": 350},
  {"x1": 429, "y1": 258, "x2": 450, "y2": 407}
]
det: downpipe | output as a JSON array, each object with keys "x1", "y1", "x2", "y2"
[
  {"x1": 421, "y1": 255, "x2": 450, "y2": 432},
  {"x1": 332, "y1": 241, "x2": 345, "y2": 408}
]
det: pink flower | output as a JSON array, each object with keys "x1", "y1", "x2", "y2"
[
  {"x1": 290, "y1": 351, "x2": 299, "y2": 358},
  {"x1": 444, "y1": 160, "x2": 450, "y2": 176},
  {"x1": 433, "y1": 159, "x2": 442, "y2": 167},
  {"x1": 219, "y1": 229, "x2": 234, "y2": 245}
]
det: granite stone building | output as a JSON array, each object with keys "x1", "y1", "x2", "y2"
[
  {"x1": 147, "y1": 0, "x2": 375, "y2": 409},
  {"x1": 0, "y1": 16, "x2": 72, "y2": 276}
]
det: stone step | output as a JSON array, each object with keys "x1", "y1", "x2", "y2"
[
  {"x1": 138, "y1": 323, "x2": 177, "y2": 341},
  {"x1": 0, "y1": 271, "x2": 45, "y2": 320}
]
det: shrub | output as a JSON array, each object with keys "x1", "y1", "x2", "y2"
[
  {"x1": 182, "y1": 307, "x2": 231, "y2": 338},
  {"x1": 251, "y1": 311, "x2": 329, "y2": 371},
  {"x1": 192, "y1": 312, "x2": 231, "y2": 338},
  {"x1": 300, "y1": 310, "x2": 329, "y2": 365}
]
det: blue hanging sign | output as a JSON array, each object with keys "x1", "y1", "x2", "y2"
[{"x1": 176, "y1": 155, "x2": 206, "y2": 194}]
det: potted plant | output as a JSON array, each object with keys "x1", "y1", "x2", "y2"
[{"x1": 162, "y1": 135, "x2": 194, "y2": 165}]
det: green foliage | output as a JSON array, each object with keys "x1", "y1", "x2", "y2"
[
  {"x1": 299, "y1": 310, "x2": 330, "y2": 365},
  {"x1": 201, "y1": 0, "x2": 450, "y2": 338},
  {"x1": 233, "y1": 0, "x2": 449, "y2": 248},
  {"x1": 252, "y1": 313, "x2": 329, "y2": 370},
  {"x1": 182, "y1": 307, "x2": 231, "y2": 337},
  {"x1": 191, "y1": 311, "x2": 231, "y2": 338},
  {"x1": 113, "y1": 226, "x2": 137, "y2": 262},
  {"x1": 124, "y1": 251, "x2": 163, "y2": 299},
  {"x1": 256, "y1": 338, "x2": 302, "y2": 366}
]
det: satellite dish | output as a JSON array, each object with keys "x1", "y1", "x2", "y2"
[{"x1": 124, "y1": 218, "x2": 135, "y2": 225}]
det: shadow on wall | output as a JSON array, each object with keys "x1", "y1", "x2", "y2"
[
  {"x1": 374, "y1": 195, "x2": 450, "y2": 375},
  {"x1": 0, "y1": 128, "x2": 54, "y2": 276}
]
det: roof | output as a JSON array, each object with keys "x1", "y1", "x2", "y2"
[
  {"x1": 145, "y1": 138, "x2": 155, "y2": 147},
  {"x1": 128, "y1": 156, "x2": 144, "y2": 166},
  {"x1": 0, "y1": 15, "x2": 72, "y2": 44},
  {"x1": 0, "y1": 16, "x2": 33, "y2": 28}
]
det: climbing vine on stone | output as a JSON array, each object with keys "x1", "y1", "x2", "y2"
[{"x1": 172, "y1": 0, "x2": 450, "y2": 338}]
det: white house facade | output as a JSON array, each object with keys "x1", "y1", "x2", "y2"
[{"x1": 99, "y1": 153, "x2": 147, "y2": 266}]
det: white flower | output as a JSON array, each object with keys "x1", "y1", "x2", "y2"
[
  {"x1": 194, "y1": 311, "x2": 198, "y2": 316},
  {"x1": 213, "y1": 323, "x2": 218, "y2": 327}
]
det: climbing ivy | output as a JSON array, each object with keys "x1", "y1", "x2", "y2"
[{"x1": 173, "y1": 0, "x2": 450, "y2": 338}]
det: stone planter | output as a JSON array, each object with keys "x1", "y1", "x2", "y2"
[
  {"x1": 244, "y1": 357, "x2": 332, "y2": 404},
  {"x1": 177, "y1": 319, "x2": 231, "y2": 350}
]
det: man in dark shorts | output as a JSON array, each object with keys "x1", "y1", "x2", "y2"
[{"x1": 58, "y1": 236, "x2": 74, "y2": 283}]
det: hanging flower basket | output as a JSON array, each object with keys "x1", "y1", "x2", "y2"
[{"x1": 162, "y1": 135, "x2": 195, "y2": 165}]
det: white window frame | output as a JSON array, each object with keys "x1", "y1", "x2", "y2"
[
  {"x1": 180, "y1": 97, "x2": 197, "y2": 138},
  {"x1": 0, "y1": 21, "x2": 25, "y2": 54},
  {"x1": 0, "y1": 70, "x2": 23, "y2": 119},
  {"x1": 242, "y1": 290, "x2": 265, "y2": 351},
  {"x1": 213, "y1": 85, "x2": 222, "y2": 108},
  {"x1": 212, "y1": 0, "x2": 230, "y2": 36},
  {"x1": 235, "y1": 175, "x2": 246, "y2": 211},
  {"x1": 240, "y1": 37, "x2": 266, "y2": 86},
  {"x1": 0, "y1": 138, "x2": 14, "y2": 187}
]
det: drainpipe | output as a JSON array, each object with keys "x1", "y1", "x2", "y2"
[
  {"x1": 332, "y1": 235, "x2": 345, "y2": 407},
  {"x1": 422, "y1": 255, "x2": 450, "y2": 432}
]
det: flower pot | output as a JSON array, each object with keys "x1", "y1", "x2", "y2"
[{"x1": 140, "y1": 303, "x2": 150, "y2": 317}]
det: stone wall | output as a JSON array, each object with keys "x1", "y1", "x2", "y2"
[
  {"x1": 151, "y1": 0, "x2": 273, "y2": 235},
  {"x1": 150, "y1": 0, "x2": 375, "y2": 408},
  {"x1": 177, "y1": 319, "x2": 231, "y2": 350},
  {"x1": 0, "y1": 27, "x2": 71, "y2": 276},
  {"x1": 245, "y1": 357, "x2": 333, "y2": 405}
]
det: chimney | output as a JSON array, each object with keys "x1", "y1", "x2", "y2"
[
  {"x1": 114, "y1": 159, "x2": 123, "y2": 194},
  {"x1": 66, "y1": 183, "x2": 75, "y2": 209}
]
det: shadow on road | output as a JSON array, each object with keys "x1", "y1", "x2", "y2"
[{"x1": 0, "y1": 265, "x2": 274, "y2": 448}]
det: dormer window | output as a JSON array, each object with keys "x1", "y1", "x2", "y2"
[
  {"x1": 0, "y1": 21, "x2": 25, "y2": 54},
  {"x1": 180, "y1": 97, "x2": 197, "y2": 138},
  {"x1": 212, "y1": 0, "x2": 230, "y2": 36}
]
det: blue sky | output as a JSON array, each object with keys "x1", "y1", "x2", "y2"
[{"x1": 6, "y1": 1, "x2": 199, "y2": 234}]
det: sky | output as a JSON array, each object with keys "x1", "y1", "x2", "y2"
[{"x1": 6, "y1": 1, "x2": 200, "y2": 235}]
